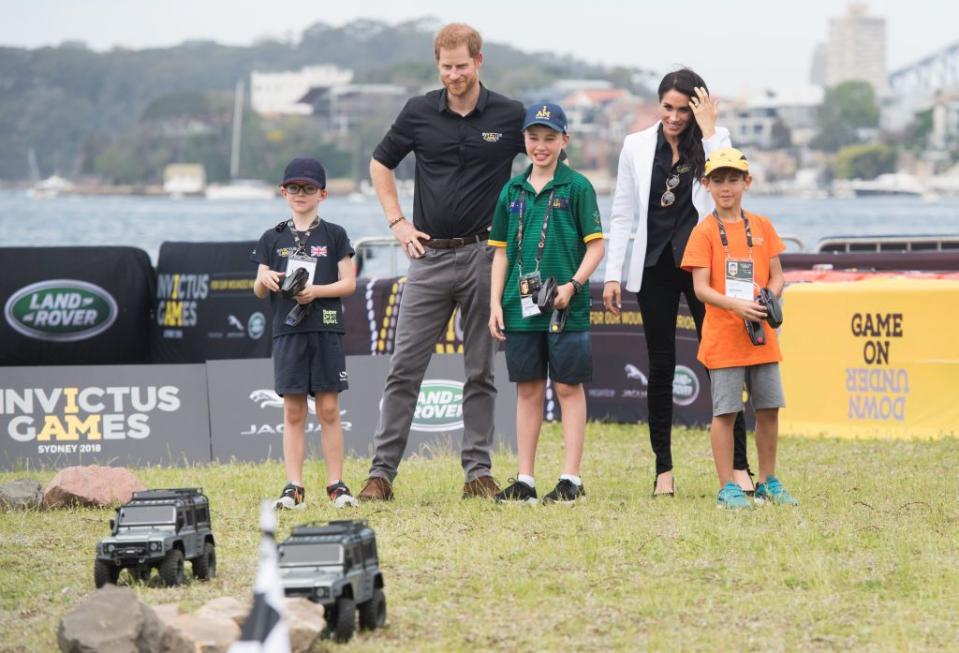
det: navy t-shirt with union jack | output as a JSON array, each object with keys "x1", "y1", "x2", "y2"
[{"x1": 250, "y1": 219, "x2": 354, "y2": 337}]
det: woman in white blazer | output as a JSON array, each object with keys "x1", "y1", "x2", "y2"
[{"x1": 602, "y1": 69, "x2": 751, "y2": 496}]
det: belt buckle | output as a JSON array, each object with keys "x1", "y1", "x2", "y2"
[{"x1": 452, "y1": 237, "x2": 465, "y2": 248}]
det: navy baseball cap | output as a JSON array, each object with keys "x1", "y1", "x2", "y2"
[
  {"x1": 523, "y1": 103, "x2": 568, "y2": 133},
  {"x1": 282, "y1": 157, "x2": 326, "y2": 188}
]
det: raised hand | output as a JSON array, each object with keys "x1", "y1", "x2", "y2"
[{"x1": 688, "y1": 86, "x2": 719, "y2": 139}]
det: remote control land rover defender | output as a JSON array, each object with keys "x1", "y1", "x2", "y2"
[
  {"x1": 278, "y1": 520, "x2": 386, "y2": 642},
  {"x1": 94, "y1": 488, "x2": 216, "y2": 588}
]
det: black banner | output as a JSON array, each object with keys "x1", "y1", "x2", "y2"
[
  {"x1": 0, "y1": 246, "x2": 153, "y2": 365},
  {"x1": 151, "y1": 241, "x2": 272, "y2": 363},
  {"x1": 341, "y1": 279, "x2": 713, "y2": 426},
  {"x1": 585, "y1": 288, "x2": 712, "y2": 426}
]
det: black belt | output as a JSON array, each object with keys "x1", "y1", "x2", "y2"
[{"x1": 423, "y1": 232, "x2": 489, "y2": 249}]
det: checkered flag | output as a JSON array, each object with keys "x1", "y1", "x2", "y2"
[{"x1": 228, "y1": 502, "x2": 291, "y2": 653}]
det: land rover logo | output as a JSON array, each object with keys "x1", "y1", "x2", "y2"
[
  {"x1": 672, "y1": 365, "x2": 700, "y2": 406},
  {"x1": 4, "y1": 279, "x2": 118, "y2": 342},
  {"x1": 410, "y1": 380, "x2": 464, "y2": 432}
]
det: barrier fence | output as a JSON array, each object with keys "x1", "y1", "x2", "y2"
[
  {"x1": 1, "y1": 354, "x2": 517, "y2": 471},
  {"x1": 4, "y1": 244, "x2": 957, "y2": 469}
]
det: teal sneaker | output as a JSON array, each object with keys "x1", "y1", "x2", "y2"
[
  {"x1": 716, "y1": 482, "x2": 752, "y2": 510},
  {"x1": 754, "y1": 476, "x2": 799, "y2": 506}
]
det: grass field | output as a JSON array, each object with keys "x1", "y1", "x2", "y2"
[{"x1": 2, "y1": 424, "x2": 958, "y2": 652}]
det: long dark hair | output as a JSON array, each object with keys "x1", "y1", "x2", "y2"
[{"x1": 657, "y1": 68, "x2": 708, "y2": 179}]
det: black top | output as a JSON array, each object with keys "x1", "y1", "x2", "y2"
[
  {"x1": 250, "y1": 220, "x2": 354, "y2": 337},
  {"x1": 373, "y1": 84, "x2": 526, "y2": 239},
  {"x1": 645, "y1": 125, "x2": 697, "y2": 267}
]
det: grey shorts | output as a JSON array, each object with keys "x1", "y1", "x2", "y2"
[{"x1": 709, "y1": 363, "x2": 785, "y2": 416}]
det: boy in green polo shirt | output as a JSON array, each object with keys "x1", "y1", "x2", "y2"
[{"x1": 488, "y1": 102, "x2": 605, "y2": 504}]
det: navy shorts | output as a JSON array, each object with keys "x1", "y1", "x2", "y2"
[
  {"x1": 504, "y1": 331, "x2": 592, "y2": 384},
  {"x1": 272, "y1": 332, "x2": 348, "y2": 396}
]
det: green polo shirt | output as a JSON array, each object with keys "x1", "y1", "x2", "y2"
[{"x1": 489, "y1": 163, "x2": 603, "y2": 332}]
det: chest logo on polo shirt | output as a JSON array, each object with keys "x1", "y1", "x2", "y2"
[
  {"x1": 276, "y1": 247, "x2": 293, "y2": 258},
  {"x1": 551, "y1": 197, "x2": 570, "y2": 209},
  {"x1": 310, "y1": 245, "x2": 328, "y2": 257},
  {"x1": 482, "y1": 132, "x2": 503, "y2": 143}
]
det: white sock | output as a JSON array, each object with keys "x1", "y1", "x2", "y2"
[
  {"x1": 518, "y1": 474, "x2": 535, "y2": 488},
  {"x1": 560, "y1": 474, "x2": 583, "y2": 486}
]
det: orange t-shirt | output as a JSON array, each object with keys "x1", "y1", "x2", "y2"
[{"x1": 680, "y1": 210, "x2": 786, "y2": 369}]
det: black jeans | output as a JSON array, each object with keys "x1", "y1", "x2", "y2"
[{"x1": 637, "y1": 248, "x2": 750, "y2": 475}]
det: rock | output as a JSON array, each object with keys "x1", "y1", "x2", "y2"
[
  {"x1": 284, "y1": 597, "x2": 326, "y2": 653},
  {"x1": 151, "y1": 603, "x2": 181, "y2": 623},
  {"x1": 57, "y1": 585, "x2": 164, "y2": 653},
  {"x1": 0, "y1": 478, "x2": 43, "y2": 510},
  {"x1": 43, "y1": 466, "x2": 145, "y2": 508},
  {"x1": 159, "y1": 613, "x2": 240, "y2": 653},
  {"x1": 197, "y1": 596, "x2": 250, "y2": 627}
]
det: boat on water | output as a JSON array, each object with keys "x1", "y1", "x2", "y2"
[
  {"x1": 26, "y1": 175, "x2": 74, "y2": 199},
  {"x1": 848, "y1": 173, "x2": 930, "y2": 198},
  {"x1": 204, "y1": 179, "x2": 276, "y2": 201},
  {"x1": 205, "y1": 80, "x2": 276, "y2": 201}
]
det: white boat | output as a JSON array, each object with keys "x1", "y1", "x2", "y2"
[
  {"x1": 205, "y1": 80, "x2": 276, "y2": 201},
  {"x1": 204, "y1": 179, "x2": 276, "y2": 200},
  {"x1": 849, "y1": 173, "x2": 926, "y2": 198},
  {"x1": 27, "y1": 175, "x2": 74, "y2": 199}
]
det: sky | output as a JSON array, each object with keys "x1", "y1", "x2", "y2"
[{"x1": 2, "y1": 0, "x2": 956, "y2": 95}]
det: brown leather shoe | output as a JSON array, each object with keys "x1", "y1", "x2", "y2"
[
  {"x1": 462, "y1": 475, "x2": 500, "y2": 499},
  {"x1": 357, "y1": 477, "x2": 394, "y2": 502}
]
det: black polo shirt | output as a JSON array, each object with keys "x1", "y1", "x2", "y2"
[
  {"x1": 373, "y1": 84, "x2": 526, "y2": 239},
  {"x1": 645, "y1": 125, "x2": 698, "y2": 267},
  {"x1": 250, "y1": 220, "x2": 354, "y2": 337}
]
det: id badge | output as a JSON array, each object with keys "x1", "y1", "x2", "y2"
[
  {"x1": 518, "y1": 270, "x2": 542, "y2": 318},
  {"x1": 286, "y1": 253, "x2": 317, "y2": 286},
  {"x1": 724, "y1": 259, "x2": 754, "y2": 301}
]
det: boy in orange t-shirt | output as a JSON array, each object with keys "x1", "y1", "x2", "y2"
[{"x1": 681, "y1": 147, "x2": 798, "y2": 509}]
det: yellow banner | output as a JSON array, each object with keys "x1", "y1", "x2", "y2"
[{"x1": 779, "y1": 278, "x2": 959, "y2": 439}]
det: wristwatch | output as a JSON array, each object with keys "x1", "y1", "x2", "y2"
[{"x1": 569, "y1": 278, "x2": 583, "y2": 294}]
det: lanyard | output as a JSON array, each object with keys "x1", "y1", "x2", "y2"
[
  {"x1": 516, "y1": 188, "x2": 555, "y2": 275},
  {"x1": 287, "y1": 217, "x2": 319, "y2": 255},
  {"x1": 713, "y1": 210, "x2": 753, "y2": 259}
]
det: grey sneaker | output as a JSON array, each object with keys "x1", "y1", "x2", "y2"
[
  {"x1": 275, "y1": 483, "x2": 305, "y2": 510},
  {"x1": 327, "y1": 481, "x2": 359, "y2": 509}
]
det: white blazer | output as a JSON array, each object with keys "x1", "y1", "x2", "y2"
[{"x1": 604, "y1": 121, "x2": 731, "y2": 293}]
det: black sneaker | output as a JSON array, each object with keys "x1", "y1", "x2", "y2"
[
  {"x1": 542, "y1": 479, "x2": 586, "y2": 505},
  {"x1": 274, "y1": 483, "x2": 305, "y2": 510},
  {"x1": 326, "y1": 481, "x2": 358, "y2": 509},
  {"x1": 494, "y1": 479, "x2": 538, "y2": 505}
]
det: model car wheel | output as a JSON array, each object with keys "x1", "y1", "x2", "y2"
[
  {"x1": 358, "y1": 589, "x2": 386, "y2": 630},
  {"x1": 94, "y1": 560, "x2": 119, "y2": 588},
  {"x1": 159, "y1": 549, "x2": 185, "y2": 587},
  {"x1": 332, "y1": 597, "x2": 356, "y2": 642},
  {"x1": 192, "y1": 542, "x2": 216, "y2": 581}
]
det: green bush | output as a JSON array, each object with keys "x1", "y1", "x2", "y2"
[{"x1": 834, "y1": 143, "x2": 897, "y2": 180}]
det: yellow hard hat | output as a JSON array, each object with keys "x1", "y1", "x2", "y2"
[{"x1": 704, "y1": 147, "x2": 750, "y2": 176}]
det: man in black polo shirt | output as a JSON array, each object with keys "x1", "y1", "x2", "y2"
[{"x1": 358, "y1": 23, "x2": 525, "y2": 501}]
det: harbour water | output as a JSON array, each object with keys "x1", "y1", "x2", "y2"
[{"x1": 2, "y1": 191, "x2": 958, "y2": 264}]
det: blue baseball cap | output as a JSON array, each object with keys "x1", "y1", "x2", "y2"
[
  {"x1": 282, "y1": 157, "x2": 326, "y2": 188},
  {"x1": 523, "y1": 103, "x2": 568, "y2": 133}
]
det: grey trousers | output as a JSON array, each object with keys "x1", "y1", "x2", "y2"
[{"x1": 368, "y1": 241, "x2": 497, "y2": 482}]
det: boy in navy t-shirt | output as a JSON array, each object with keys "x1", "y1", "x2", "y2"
[{"x1": 251, "y1": 157, "x2": 358, "y2": 509}]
